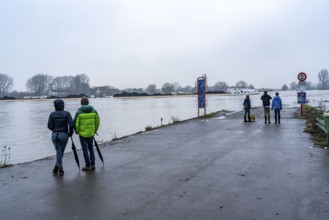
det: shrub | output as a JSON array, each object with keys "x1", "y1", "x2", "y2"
[
  {"x1": 303, "y1": 104, "x2": 328, "y2": 146},
  {"x1": 145, "y1": 126, "x2": 153, "y2": 131}
]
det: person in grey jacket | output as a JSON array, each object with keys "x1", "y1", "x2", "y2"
[
  {"x1": 48, "y1": 99, "x2": 74, "y2": 175},
  {"x1": 271, "y1": 92, "x2": 282, "y2": 124}
]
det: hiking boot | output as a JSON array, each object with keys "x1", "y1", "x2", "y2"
[
  {"x1": 91, "y1": 165, "x2": 96, "y2": 170},
  {"x1": 52, "y1": 165, "x2": 58, "y2": 174},
  {"x1": 82, "y1": 166, "x2": 93, "y2": 171},
  {"x1": 58, "y1": 166, "x2": 64, "y2": 176}
]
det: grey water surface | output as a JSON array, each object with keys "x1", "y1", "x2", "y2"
[{"x1": 0, "y1": 90, "x2": 328, "y2": 164}]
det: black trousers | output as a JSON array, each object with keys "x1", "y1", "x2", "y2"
[
  {"x1": 244, "y1": 109, "x2": 250, "y2": 121},
  {"x1": 274, "y1": 109, "x2": 281, "y2": 123}
]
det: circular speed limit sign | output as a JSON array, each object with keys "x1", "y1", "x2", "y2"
[{"x1": 298, "y1": 72, "x2": 307, "y2": 81}]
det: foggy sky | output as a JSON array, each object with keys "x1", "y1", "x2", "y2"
[{"x1": 1, "y1": 0, "x2": 329, "y2": 91}]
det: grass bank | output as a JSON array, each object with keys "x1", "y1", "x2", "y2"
[{"x1": 301, "y1": 105, "x2": 328, "y2": 147}]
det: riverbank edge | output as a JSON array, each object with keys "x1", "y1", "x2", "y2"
[
  {"x1": 0, "y1": 109, "x2": 234, "y2": 168},
  {"x1": 107, "y1": 109, "x2": 233, "y2": 143}
]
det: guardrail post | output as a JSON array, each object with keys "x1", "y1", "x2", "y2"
[{"x1": 323, "y1": 114, "x2": 329, "y2": 146}]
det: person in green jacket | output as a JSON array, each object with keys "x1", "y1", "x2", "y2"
[{"x1": 74, "y1": 97, "x2": 100, "y2": 171}]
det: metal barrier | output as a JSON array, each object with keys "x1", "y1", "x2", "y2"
[{"x1": 316, "y1": 115, "x2": 329, "y2": 146}]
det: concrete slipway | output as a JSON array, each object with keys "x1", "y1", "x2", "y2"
[{"x1": 1, "y1": 107, "x2": 329, "y2": 220}]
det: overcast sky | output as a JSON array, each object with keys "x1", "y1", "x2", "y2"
[{"x1": 1, "y1": 0, "x2": 329, "y2": 91}]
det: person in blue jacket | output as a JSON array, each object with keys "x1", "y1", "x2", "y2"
[{"x1": 271, "y1": 92, "x2": 282, "y2": 124}]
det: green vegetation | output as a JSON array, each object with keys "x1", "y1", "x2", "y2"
[
  {"x1": 302, "y1": 104, "x2": 328, "y2": 147},
  {"x1": 145, "y1": 125, "x2": 153, "y2": 131},
  {"x1": 0, "y1": 164, "x2": 13, "y2": 168},
  {"x1": 199, "y1": 111, "x2": 223, "y2": 119},
  {"x1": 170, "y1": 116, "x2": 180, "y2": 124}
]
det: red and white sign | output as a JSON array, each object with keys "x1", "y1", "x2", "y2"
[{"x1": 298, "y1": 72, "x2": 307, "y2": 81}]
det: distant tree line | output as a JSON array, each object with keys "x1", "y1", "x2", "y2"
[
  {"x1": 2, "y1": 69, "x2": 329, "y2": 99},
  {"x1": 24, "y1": 73, "x2": 91, "y2": 97},
  {"x1": 121, "y1": 80, "x2": 254, "y2": 95}
]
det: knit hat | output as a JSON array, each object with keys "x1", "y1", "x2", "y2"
[{"x1": 81, "y1": 97, "x2": 89, "y2": 105}]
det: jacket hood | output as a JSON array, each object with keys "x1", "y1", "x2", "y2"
[
  {"x1": 54, "y1": 99, "x2": 64, "y2": 111},
  {"x1": 79, "y1": 104, "x2": 94, "y2": 113},
  {"x1": 273, "y1": 96, "x2": 280, "y2": 101}
]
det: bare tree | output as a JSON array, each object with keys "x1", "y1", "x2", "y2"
[
  {"x1": 146, "y1": 84, "x2": 157, "y2": 94},
  {"x1": 0, "y1": 73, "x2": 14, "y2": 97},
  {"x1": 176, "y1": 85, "x2": 193, "y2": 94},
  {"x1": 281, "y1": 84, "x2": 288, "y2": 91},
  {"x1": 212, "y1": 81, "x2": 229, "y2": 91},
  {"x1": 26, "y1": 74, "x2": 53, "y2": 95},
  {"x1": 70, "y1": 74, "x2": 90, "y2": 95},
  {"x1": 161, "y1": 82, "x2": 174, "y2": 94},
  {"x1": 51, "y1": 76, "x2": 73, "y2": 94},
  {"x1": 289, "y1": 81, "x2": 297, "y2": 90},
  {"x1": 172, "y1": 82, "x2": 180, "y2": 91},
  {"x1": 235, "y1": 81, "x2": 248, "y2": 88},
  {"x1": 304, "y1": 81, "x2": 313, "y2": 90},
  {"x1": 248, "y1": 84, "x2": 255, "y2": 89},
  {"x1": 317, "y1": 69, "x2": 329, "y2": 89}
]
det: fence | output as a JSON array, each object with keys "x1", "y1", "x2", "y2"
[{"x1": 316, "y1": 115, "x2": 329, "y2": 146}]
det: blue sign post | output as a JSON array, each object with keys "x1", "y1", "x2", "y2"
[
  {"x1": 197, "y1": 77, "x2": 206, "y2": 117},
  {"x1": 297, "y1": 91, "x2": 306, "y2": 104}
]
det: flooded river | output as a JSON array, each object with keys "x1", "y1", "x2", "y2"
[{"x1": 1, "y1": 90, "x2": 328, "y2": 164}]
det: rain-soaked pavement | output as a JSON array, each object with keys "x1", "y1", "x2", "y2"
[{"x1": 1, "y1": 107, "x2": 329, "y2": 220}]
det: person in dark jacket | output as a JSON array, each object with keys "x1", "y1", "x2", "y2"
[
  {"x1": 271, "y1": 92, "x2": 282, "y2": 124},
  {"x1": 261, "y1": 91, "x2": 272, "y2": 124},
  {"x1": 243, "y1": 95, "x2": 251, "y2": 122},
  {"x1": 48, "y1": 99, "x2": 74, "y2": 175},
  {"x1": 74, "y1": 97, "x2": 100, "y2": 171}
]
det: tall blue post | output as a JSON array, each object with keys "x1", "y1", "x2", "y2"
[{"x1": 197, "y1": 77, "x2": 206, "y2": 117}]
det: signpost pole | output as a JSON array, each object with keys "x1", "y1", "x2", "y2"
[
  {"x1": 297, "y1": 72, "x2": 307, "y2": 117},
  {"x1": 204, "y1": 79, "x2": 207, "y2": 116}
]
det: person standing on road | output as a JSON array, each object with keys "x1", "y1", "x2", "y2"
[
  {"x1": 271, "y1": 92, "x2": 282, "y2": 124},
  {"x1": 261, "y1": 91, "x2": 272, "y2": 124},
  {"x1": 74, "y1": 97, "x2": 100, "y2": 171},
  {"x1": 48, "y1": 99, "x2": 74, "y2": 176},
  {"x1": 243, "y1": 95, "x2": 251, "y2": 122}
]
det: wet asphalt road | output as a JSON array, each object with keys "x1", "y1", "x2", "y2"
[{"x1": 1, "y1": 107, "x2": 329, "y2": 220}]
